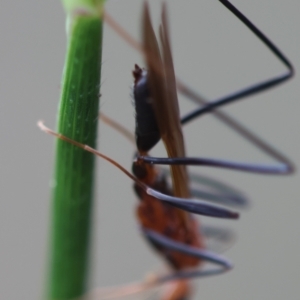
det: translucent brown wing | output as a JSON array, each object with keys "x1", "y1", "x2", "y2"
[{"x1": 142, "y1": 2, "x2": 189, "y2": 200}]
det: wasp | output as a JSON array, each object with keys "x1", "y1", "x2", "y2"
[{"x1": 39, "y1": 0, "x2": 294, "y2": 299}]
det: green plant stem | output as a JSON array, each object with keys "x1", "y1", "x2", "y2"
[{"x1": 47, "y1": 6, "x2": 103, "y2": 299}]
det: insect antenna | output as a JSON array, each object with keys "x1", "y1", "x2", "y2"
[{"x1": 38, "y1": 121, "x2": 239, "y2": 219}]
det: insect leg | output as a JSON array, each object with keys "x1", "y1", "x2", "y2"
[
  {"x1": 147, "y1": 187, "x2": 239, "y2": 219},
  {"x1": 161, "y1": 168, "x2": 248, "y2": 207},
  {"x1": 201, "y1": 225, "x2": 236, "y2": 254},
  {"x1": 142, "y1": 228, "x2": 232, "y2": 281},
  {"x1": 190, "y1": 185, "x2": 246, "y2": 207},
  {"x1": 178, "y1": 82, "x2": 294, "y2": 174},
  {"x1": 181, "y1": 0, "x2": 294, "y2": 124},
  {"x1": 138, "y1": 155, "x2": 289, "y2": 174}
]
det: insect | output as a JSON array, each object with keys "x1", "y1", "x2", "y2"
[{"x1": 39, "y1": 0, "x2": 294, "y2": 299}]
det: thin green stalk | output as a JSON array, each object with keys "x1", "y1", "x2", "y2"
[{"x1": 47, "y1": 1, "x2": 104, "y2": 299}]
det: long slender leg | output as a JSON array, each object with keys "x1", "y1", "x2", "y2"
[
  {"x1": 201, "y1": 225, "x2": 236, "y2": 253},
  {"x1": 161, "y1": 168, "x2": 248, "y2": 207},
  {"x1": 189, "y1": 183, "x2": 246, "y2": 207},
  {"x1": 142, "y1": 228, "x2": 232, "y2": 282},
  {"x1": 178, "y1": 83, "x2": 294, "y2": 173},
  {"x1": 138, "y1": 155, "x2": 289, "y2": 174},
  {"x1": 181, "y1": 0, "x2": 294, "y2": 124},
  {"x1": 188, "y1": 171, "x2": 248, "y2": 207},
  {"x1": 146, "y1": 187, "x2": 239, "y2": 219}
]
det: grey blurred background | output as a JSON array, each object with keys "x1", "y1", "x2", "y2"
[{"x1": 1, "y1": 0, "x2": 299, "y2": 299}]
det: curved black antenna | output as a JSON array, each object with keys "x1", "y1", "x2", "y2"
[{"x1": 181, "y1": 0, "x2": 294, "y2": 124}]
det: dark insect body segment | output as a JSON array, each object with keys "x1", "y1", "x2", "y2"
[{"x1": 133, "y1": 64, "x2": 161, "y2": 152}]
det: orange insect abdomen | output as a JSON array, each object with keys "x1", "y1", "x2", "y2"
[{"x1": 134, "y1": 159, "x2": 205, "y2": 270}]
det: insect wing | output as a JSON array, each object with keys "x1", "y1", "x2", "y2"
[{"x1": 142, "y1": 3, "x2": 189, "y2": 200}]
